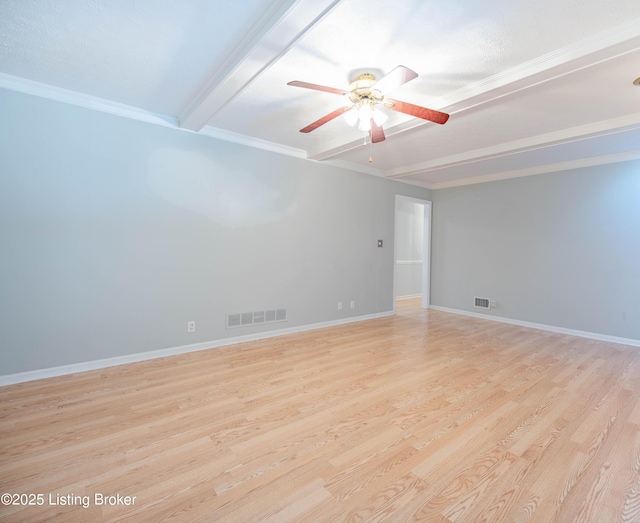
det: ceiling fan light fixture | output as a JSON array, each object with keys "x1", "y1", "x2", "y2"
[
  {"x1": 358, "y1": 116, "x2": 372, "y2": 132},
  {"x1": 343, "y1": 106, "x2": 359, "y2": 126},
  {"x1": 359, "y1": 102, "x2": 373, "y2": 122},
  {"x1": 372, "y1": 107, "x2": 388, "y2": 127}
]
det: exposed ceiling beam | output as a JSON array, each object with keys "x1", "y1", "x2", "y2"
[
  {"x1": 179, "y1": 0, "x2": 342, "y2": 131},
  {"x1": 387, "y1": 113, "x2": 640, "y2": 180},
  {"x1": 429, "y1": 150, "x2": 640, "y2": 190}
]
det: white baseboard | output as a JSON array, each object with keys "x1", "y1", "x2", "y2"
[
  {"x1": 0, "y1": 311, "x2": 394, "y2": 387},
  {"x1": 428, "y1": 305, "x2": 640, "y2": 348}
]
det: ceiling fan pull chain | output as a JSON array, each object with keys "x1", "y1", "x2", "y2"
[{"x1": 362, "y1": 132, "x2": 373, "y2": 162}]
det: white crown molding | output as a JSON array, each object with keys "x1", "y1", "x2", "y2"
[
  {"x1": 429, "y1": 151, "x2": 640, "y2": 190},
  {"x1": 319, "y1": 158, "x2": 387, "y2": 177},
  {"x1": 316, "y1": 159, "x2": 435, "y2": 189},
  {"x1": 388, "y1": 113, "x2": 640, "y2": 180},
  {"x1": 200, "y1": 126, "x2": 307, "y2": 159},
  {"x1": 429, "y1": 305, "x2": 640, "y2": 347},
  {"x1": 0, "y1": 72, "x2": 180, "y2": 128},
  {"x1": 178, "y1": 0, "x2": 342, "y2": 131},
  {"x1": 0, "y1": 310, "x2": 393, "y2": 387},
  {"x1": 390, "y1": 177, "x2": 434, "y2": 190},
  {"x1": 0, "y1": 72, "x2": 310, "y2": 160}
]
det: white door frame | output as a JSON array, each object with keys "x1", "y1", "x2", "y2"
[{"x1": 393, "y1": 195, "x2": 432, "y2": 311}]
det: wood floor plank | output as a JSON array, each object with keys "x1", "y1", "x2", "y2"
[{"x1": 1, "y1": 298, "x2": 639, "y2": 522}]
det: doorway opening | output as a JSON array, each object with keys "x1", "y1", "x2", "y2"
[{"x1": 393, "y1": 195, "x2": 431, "y2": 311}]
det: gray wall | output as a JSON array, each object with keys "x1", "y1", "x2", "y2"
[
  {"x1": 394, "y1": 199, "x2": 424, "y2": 298},
  {"x1": 0, "y1": 88, "x2": 431, "y2": 376},
  {"x1": 431, "y1": 161, "x2": 640, "y2": 340}
]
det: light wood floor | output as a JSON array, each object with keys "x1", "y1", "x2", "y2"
[{"x1": 1, "y1": 299, "x2": 640, "y2": 522}]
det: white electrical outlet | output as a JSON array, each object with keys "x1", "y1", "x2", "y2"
[
  {"x1": 187, "y1": 321, "x2": 196, "y2": 333},
  {"x1": 350, "y1": 301, "x2": 355, "y2": 309},
  {"x1": 338, "y1": 301, "x2": 343, "y2": 310}
]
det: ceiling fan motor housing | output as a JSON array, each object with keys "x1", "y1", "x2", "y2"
[{"x1": 348, "y1": 73, "x2": 384, "y2": 105}]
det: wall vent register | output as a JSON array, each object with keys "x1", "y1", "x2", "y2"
[
  {"x1": 474, "y1": 297, "x2": 491, "y2": 309},
  {"x1": 226, "y1": 309, "x2": 287, "y2": 329}
]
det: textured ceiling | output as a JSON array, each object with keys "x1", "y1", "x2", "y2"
[{"x1": 1, "y1": 0, "x2": 639, "y2": 188}]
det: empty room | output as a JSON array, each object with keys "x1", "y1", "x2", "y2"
[{"x1": 1, "y1": 1, "x2": 640, "y2": 521}]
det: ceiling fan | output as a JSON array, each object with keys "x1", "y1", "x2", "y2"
[{"x1": 287, "y1": 65, "x2": 449, "y2": 143}]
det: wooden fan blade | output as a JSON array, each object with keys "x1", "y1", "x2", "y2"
[
  {"x1": 371, "y1": 65, "x2": 418, "y2": 94},
  {"x1": 369, "y1": 119, "x2": 386, "y2": 143},
  {"x1": 300, "y1": 106, "x2": 350, "y2": 133},
  {"x1": 386, "y1": 99, "x2": 449, "y2": 125},
  {"x1": 287, "y1": 81, "x2": 349, "y2": 96}
]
